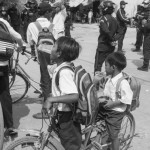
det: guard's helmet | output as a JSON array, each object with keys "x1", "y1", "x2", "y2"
[
  {"x1": 101, "y1": 0, "x2": 115, "y2": 15},
  {"x1": 27, "y1": 0, "x2": 38, "y2": 8}
]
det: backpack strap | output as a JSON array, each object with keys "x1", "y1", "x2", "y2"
[
  {"x1": 34, "y1": 21, "x2": 43, "y2": 32},
  {"x1": 103, "y1": 16, "x2": 109, "y2": 28},
  {"x1": 115, "y1": 77, "x2": 124, "y2": 100}
]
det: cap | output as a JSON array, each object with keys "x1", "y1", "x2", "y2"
[
  {"x1": 142, "y1": 0, "x2": 150, "y2": 4},
  {"x1": 38, "y1": 2, "x2": 52, "y2": 12},
  {"x1": 120, "y1": 1, "x2": 128, "y2": 5},
  {"x1": 52, "y1": 2, "x2": 62, "y2": 8}
]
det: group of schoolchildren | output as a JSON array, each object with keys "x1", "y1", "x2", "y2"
[
  {"x1": 0, "y1": 1, "x2": 135, "y2": 150},
  {"x1": 41, "y1": 1, "x2": 133, "y2": 150}
]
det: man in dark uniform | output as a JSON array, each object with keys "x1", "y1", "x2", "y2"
[
  {"x1": 65, "y1": 8, "x2": 72, "y2": 37},
  {"x1": 7, "y1": 3, "x2": 21, "y2": 32},
  {"x1": 116, "y1": 0, "x2": 130, "y2": 53},
  {"x1": 137, "y1": 0, "x2": 150, "y2": 71},
  {"x1": 94, "y1": 0, "x2": 121, "y2": 74},
  {"x1": 133, "y1": 4, "x2": 145, "y2": 52},
  {"x1": 21, "y1": 0, "x2": 38, "y2": 42}
]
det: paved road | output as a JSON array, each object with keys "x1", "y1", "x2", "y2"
[{"x1": 3, "y1": 23, "x2": 150, "y2": 150}]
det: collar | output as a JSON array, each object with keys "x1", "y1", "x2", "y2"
[
  {"x1": 54, "y1": 62, "x2": 72, "y2": 73},
  {"x1": 110, "y1": 72, "x2": 123, "y2": 86},
  {"x1": 36, "y1": 17, "x2": 49, "y2": 22}
]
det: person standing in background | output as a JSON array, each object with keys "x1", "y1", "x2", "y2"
[
  {"x1": 0, "y1": 4, "x2": 10, "y2": 23},
  {"x1": 88, "y1": 9, "x2": 93, "y2": 24},
  {"x1": 21, "y1": 0, "x2": 38, "y2": 42},
  {"x1": 116, "y1": 1, "x2": 130, "y2": 53},
  {"x1": 8, "y1": 2, "x2": 21, "y2": 33},
  {"x1": 65, "y1": 8, "x2": 72, "y2": 37},
  {"x1": 52, "y1": 2, "x2": 67, "y2": 40}
]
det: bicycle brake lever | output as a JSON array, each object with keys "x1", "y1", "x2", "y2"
[{"x1": 25, "y1": 57, "x2": 32, "y2": 65}]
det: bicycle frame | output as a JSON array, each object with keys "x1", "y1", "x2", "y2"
[{"x1": 13, "y1": 48, "x2": 42, "y2": 93}]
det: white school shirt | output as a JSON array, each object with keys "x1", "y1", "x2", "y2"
[
  {"x1": 27, "y1": 18, "x2": 52, "y2": 45},
  {"x1": 52, "y1": 62, "x2": 78, "y2": 111},
  {"x1": 52, "y1": 8, "x2": 67, "y2": 39},
  {"x1": 104, "y1": 72, "x2": 133, "y2": 112}
]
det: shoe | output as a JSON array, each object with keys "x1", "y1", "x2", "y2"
[
  {"x1": 132, "y1": 48, "x2": 141, "y2": 52},
  {"x1": 137, "y1": 65, "x2": 148, "y2": 71},
  {"x1": 6, "y1": 128, "x2": 18, "y2": 136},
  {"x1": 38, "y1": 93, "x2": 43, "y2": 98},
  {"x1": 34, "y1": 90, "x2": 41, "y2": 94},
  {"x1": 33, "y1": 112, "x2": 50, "y2": 119}
]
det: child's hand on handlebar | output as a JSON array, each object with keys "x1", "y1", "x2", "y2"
[{"x1": 42, "y1": 100, "x2": 53, "y2": 113}]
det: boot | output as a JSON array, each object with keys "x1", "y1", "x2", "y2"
[
  {"x1": 137, "y1": 64, "x2": 149, "y2": 71},
  {"x1": 132, "y1": 47, "x2": 141, "y2": 52}
]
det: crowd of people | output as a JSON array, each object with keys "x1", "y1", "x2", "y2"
[{"x1": 0, "y1": 0, "x2": 149, "y2": 150}]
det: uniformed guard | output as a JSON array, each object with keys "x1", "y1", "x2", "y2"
[
  {"x1": 21, "y1": 0, "x2": 38, "y2": 42},
  {"x1": 116, "y1": 0, "x2": 130, "y2": 53},
  {"x1": 133, "y1": 4, "x2": 145, "y2": 52},
  {"x1": 137, "y1": 0, "x2": 150, "y2": 71},
  {"x1": 94, "y1": 0, "x2": 121, "y2": 74},
  {"x1": 7, "y1": 2, "x2": 21, "y2": 32}
]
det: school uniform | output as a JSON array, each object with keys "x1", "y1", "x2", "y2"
[
  {"x1": 52, "y1": 62, "x2": 82, "y2": 150},
  {"x1": 98, "y1": 73, "x2": 133, "y2": 140}
]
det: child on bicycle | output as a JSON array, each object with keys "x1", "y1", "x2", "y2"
[
  {"x1": 43, "y1": 36, "x2": 82, "y2": 150},
  {"x1": 98, "y1": 52, "x2": 133, "y2": 150}
]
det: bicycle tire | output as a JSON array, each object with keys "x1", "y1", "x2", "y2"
[
  {"x1": 119, "y1": 112, "x2": 135, "y2": 150},
  {"x1": 0, "y1": 102, "x2": 4, "y2": 150},
  {"x1": 9, "y1": 72, "x2": 29, "y2": 103},
  {"x1": 5, "y1": 136, "x2": 65, "y2": 150},
  {"x1": 90, "y1": 112, "x2": 135, "y2": 150}
]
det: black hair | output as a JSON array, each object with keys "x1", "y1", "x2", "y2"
[
  {"x1": 56, "y1": 36, "x2": 80, "y2": 62},
  {"x1": 105, "y1": 52, "x2": 127, "y2": 71}
]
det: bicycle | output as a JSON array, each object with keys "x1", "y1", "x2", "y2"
[
  {"x1": 0, "y1": 102, "x2": 4, "y2": 150},
  {"x1": 5, "y1": 109, "x2": 135, "y2": 150},
  {"x1": 9, "y1": 46, "x2": 42, "y2": 103}
]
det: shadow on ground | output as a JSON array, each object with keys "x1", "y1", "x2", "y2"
[{"x1": 12, "y1": 96, "x2": 42, "y2": 128}]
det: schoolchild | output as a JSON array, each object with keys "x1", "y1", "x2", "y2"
[
  {"x1": 98, "y1": 52, "x2": 133, "y2": 150},
  {"x1": 43, "y1": 36, "x2": 82, "y2": 150}
]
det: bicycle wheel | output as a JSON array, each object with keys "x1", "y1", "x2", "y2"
[
  {"x1": 5, "y1": 136, "x2": 65, "y2": 150},
  {"x1": 0, "y1": 102, "x2": 4, "y2": 150},
  {"x1": 119, "y1": 112, "x2": 135, "y2": 150},
  {"x1": 9, "y1": 72, "x2": 29, "y2": 103}
]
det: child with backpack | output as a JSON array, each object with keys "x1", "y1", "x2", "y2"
[
  {"x1": 43, "y1": 36, "x2": 82, "y2": 150},
  {"x1": 97, "y1": 52, "x2": 133, "y2": 150}
]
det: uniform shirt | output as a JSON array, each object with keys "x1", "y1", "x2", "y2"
[
  {"x1": 53, "y1": 8, "x2": 67, "y2": 39},
  {"x1": 52, "y1": 62, "x2": 78, "y2": 112},
  {"x1": 104, "y1": 72, "x2": 133, "y2": 112},
  {"x1": 97, "y1": 14, "x2": 121, "y2": 51},
  {"x1": 116, "y1": 8, "x2": 130, "y2": 27},
  {"x1": 27, "y1": 17, "x2": 52, "y2": 45},
  {"x1": 0, "y1": 18, "x2": 23, "y2": 66}
]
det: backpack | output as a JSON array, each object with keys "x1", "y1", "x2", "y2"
[
  {"x1": 55, "y1": 63, "x2": 99, "y2": 126},
  {"x1": 34, "y1": 21, "x2": 55, "y2": 54},
  {"x1": 116, "y1": 72, "x2": 141, "y2": 111},
  {"x1": 0, "y1": 21, "x2": 15, "y2": 61}
]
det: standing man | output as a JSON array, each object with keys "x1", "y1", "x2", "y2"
[
  {"x1": 0, "y1": 15, "x2": 23, "y2": 136},
  {"x1": 94, "y1": 1, "x2": 121, "y2": 74},
  {"x1": 116, "y1": 1, "x2": 130, "y2": 53},
  {"x1": 52, "y1": 2, "x2": 67, "y2": 40},
  {"x1": 133, "y1": 4, "x2": 145, "y2": 52},
  {"x1": 27, "y1": 2, "x2": 54, "y2": 119},
  {"x1": 0, "y1": 5, "x2": 10, "y2": 23},
  {"x1": 88, "y1": 9, "x2": 93, "y2": 24},
  {"x1": 8, "y1": 3, "x2": 21, "y2": 33},
  {"x1": 65, "y1": 8, "x2": 72, "y2": 37},
  {"x1": 21, "y1": 0, "x2": 38, "y2": 42}
]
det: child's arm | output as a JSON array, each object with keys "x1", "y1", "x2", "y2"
[
  {"x1": 103, "y1": 99, "x2": 124, "y2": 109},
  {"x1": 43, "y1": 94, "x2": 79, "y2": 112}
]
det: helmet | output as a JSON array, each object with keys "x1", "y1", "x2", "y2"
[
  {"x1": 101, "y1": 0, "x2": 115, "y2": 15},
  {"x1": 142, "y1": 0, "x2": 150, "y2": 5},
  {"x1": 27, "y1": 0, "x2": 38, "y2": 9}
]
